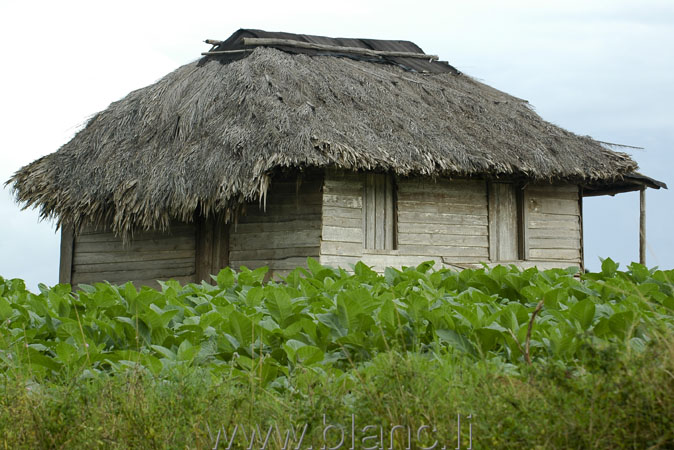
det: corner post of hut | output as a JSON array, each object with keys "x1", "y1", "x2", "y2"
[{"x1": 640, "y1": 187, "x2": 646, "y2": 265}]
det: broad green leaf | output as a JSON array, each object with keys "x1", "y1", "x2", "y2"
[{"x1": 570, "y1": 299, "x2": 596, "y2": 330}]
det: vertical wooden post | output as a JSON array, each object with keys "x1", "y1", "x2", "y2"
[
  {"x1": 578, "y1": 186, "x2": 585, "y2": 272},
  {"x1": 639, "y1": 188, "x2": 646, "y2": 265},
  {"x1": 195, "y1": 216, "x2": 214, "y2": 283},
  {"x1": 59, "y1": 225, "x2": 74, "y2": 284}
]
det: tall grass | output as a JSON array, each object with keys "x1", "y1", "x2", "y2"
[{"x1": 2, "y1": 333, "x2": 673, "y2": 448}]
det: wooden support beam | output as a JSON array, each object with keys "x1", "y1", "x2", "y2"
[
  {"x1": 640, "y1": 188, "x2": 646, "y2": 265},
  {"x1": 241, "y1": 37, "x2": 440, "y2": 61},
  {"x1": 59, "y1": 225, "x2": 74, "y2": 284},
  {"x1": 201, "y1": 49, "x2": 252, "y2": 56},
  {"x1": 196, "y1": 215, "x2": 230, "y2": 283}
]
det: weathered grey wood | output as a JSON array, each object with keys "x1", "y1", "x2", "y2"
[
  {"x1": 527, "y1": 184, "x2": 579, "y2": 193},
  {"x1": 398, "y1": 233, "x2": 487, "y2": 247},
  {"x1": 322, "y1": 216, "x2": 362, "y2": 228},
  {"x1": 398, "y1": 211, "x2": 488, "y2": 226},
  {"x1": 529, "y1": 238, "x2": 581, "y2": 250},
  {"x1": 364, "y1": 173, "x2": 376, "y2": 249},
  {"x1": 195, "y1": 216, "x2": 214, "y2": 283},
  {"x1": 526, "y1": 197, "x2": 579, "y2": 216},
  {"x1": 213, "y1": 221, "x2": 229, "y2": 275},
  {"x1": 397, "y1": 244, "x2": 489, "y2": 258},
  {"x1": 489, "y1": 183, "x2": 519, "y2": 262},
  {"x1": 397, "y1": 179, "x2": 485, "y2": 193},
  {"x1": 230, "y1": 257, "x2": 311, "y2": 271},
  {"x1": 640, "y1": 188, "x2": 646, "y2": 265},
  {"x1": 241, "y1": 37, "x2": 440, "y2": 60},
  {"x1": 454, "y1": 260, "x2": 581, "y2": 271},
  {"x1": 73, "y1": 273, "x2": 195, "y2": 287},
  {"x1": 232, "y1": 219, "x2": 320, "y2": 234},
  {"x1": 529, "y1": 248, "x2": 580, "y2": 261},
  {"x1": 71, "y1": 220, "x2": 198, "y2": 287},
  {"x1": 322, "y1": 206, "x2": 363, "y2": 220},
  {"x1": 525, "y1": 190, "x2": 578, "y2": 201},
  {"x1": 398, "y1": 201, "x2": 488, "y2": 215},
  {"x1": 528, "y1": 215, "x2": 581, "y2": 230},
  {"x1": 527, "y1": 227, "x2": 580, "y2": 240},
  {"x1": 230, "y1": 230, "x2": 321, "y2": 250},
  {"x1": 362, "y1": 254, "x2": 441, "y2": 269},
  {"x1": 229, "y1": 177, "x2": 322, "y2": 273},
  {"x1": 75, "y1": 236, "x2": 195, "y2": 254},
  {"x1": 375, "y1": 174, "x2": 386, "y2": 249},
  {"x1": 242, "y1": 197, "x2": 322, "y2": 215},
  {"x1": 74, "y1": 258, "x2": 195, "y2": 274},
  {"x1": 396, "y1": 190, "x2": 488, "y2": 205},
  {"x1": 74, "y1": 249, "x2": 196, "y2": 265},
  {"x1": 579, "y1": 186, "x2": 585, "y2": 272},
  {"x1": 322, "y1": 226, "x2": 363, "y2": 243},
  {"x1": 323, "y1": 181, "x2": 363, "y2": 196},
  {"x1": 385, "y1": 174, "x2": 395, "y2": 250},
  {"x1": 397, "y1": 222, "x2": 488, "y2": 236},
  {"x1": 323, "y1": 194, "x2": 362, "y2": 209},
  {"x1": 319, "y1": 255, "x2": 361, "y2": 267},
  {"x1": 320, "y1": 241, "x2": 363, "y2": 257},
  {"x1": 229, "y1": 246, "x2": 320, "y2": 261},
  {"x1": 267, "y1": 179, "x2": 323, "y2": 191},
  {"x1": 201, "y1": 49, "x2": 252, "y2": 56},
  {"x1": 521, "y1": 188, "x2": 530, "y2": 260},
  {"x1": 59, "y1": 226, "x2": 74, "y2": 284},
  {"x1": 320, "y1": 254, "x2": 444, "y2": 272},
  {"x1": 238, "y1": 213, "x2": 322, "y2": 224},
  {"x1": 77, "y1": 225, "x2": 194, "y2": 243},
  {"x1": 72, "y1": 267, "x2": 197, "y2": 284},
  {"x1": 523, "y1": 184, "x2": 582, "y2": 265},
  {"x1": 323, "y1": 169, "x2": 362, "y2": 182}
]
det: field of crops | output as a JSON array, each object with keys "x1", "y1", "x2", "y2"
[{"x1": 2, "y1": 258, "x2": 673, "y2": 384}]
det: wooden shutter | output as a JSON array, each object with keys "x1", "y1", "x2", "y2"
[
  {"x1": 363, "y1": 173, "x2": 395, "y2": 250},
  {"x1": 489, "y1": 182, "x2": 522, "y2": 261}
]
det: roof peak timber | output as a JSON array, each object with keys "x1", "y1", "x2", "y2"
[{"x1": 200, "y1": 28, "x2": 459, "y2": 74}]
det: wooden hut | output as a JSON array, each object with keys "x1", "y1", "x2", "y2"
[{"x1": 8, "y1": 29, "x2": 666, "y2": 287}]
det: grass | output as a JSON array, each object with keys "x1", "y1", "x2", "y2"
[{"x1": 2, "y1": 332, "x2": 673, "y2": 449}]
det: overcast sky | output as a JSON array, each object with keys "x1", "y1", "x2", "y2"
[{"x1": 1, "y1": 0, "x2": 672, "y2": 291}]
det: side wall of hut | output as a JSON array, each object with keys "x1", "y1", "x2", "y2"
[
  {"x1": 524, "y1": 183, "x2": 582, "y2": 266},
  {"x1": 228, "y1": 173, "x2": 323, "y2": 277},
  {"x1": 318, "y1": 170, "x2": 582, "y2": 272},
  {"x1": 65, "y1": 222, "x2": 198, "y2": 287}
]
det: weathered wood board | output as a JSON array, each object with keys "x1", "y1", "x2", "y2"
[
  {"x1": 229, "y1": 172, "x2": 323, "y2": 276},
  {"x1": 71, "y1": 222, "x2": 198, "y2": 288}
]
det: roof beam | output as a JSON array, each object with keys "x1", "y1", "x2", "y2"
[{"x1": 240, "y1": 37, "x2": 439, "y2": 61}]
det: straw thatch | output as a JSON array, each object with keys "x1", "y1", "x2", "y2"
[{"x1": 8, "y1": 33, "x2": 640, "y2": 237}]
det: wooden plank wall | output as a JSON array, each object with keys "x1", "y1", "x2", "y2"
[
  {"x1": 71, "y1": 222, "x2": 197, "y2": 287},
  {"x1": 525, "y1": 184, "x2": 582, "y2": 265},
  {"x1": 396, "y1": 178, "x2": 490, "y2": 264},
  {"x1": 320, "y1": 170, "x2": 366, "y2": 267},
  {"x1": 319, "y1": 173, "x2": 490, "y2": 271},
  {"x1": 228, "y1": 173, "x2": 323, "y2": 276}
]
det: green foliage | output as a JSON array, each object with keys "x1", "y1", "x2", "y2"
[
  {"x1": 1, "y1": 259, "x2": 673, "y2": 386},
  {"x1": 1, "y1": 259, "x2": 674, "y2": 448}
]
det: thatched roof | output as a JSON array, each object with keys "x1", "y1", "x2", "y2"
[{"x1": 7, "y1": 29, "x2": 662, "y2": 236}]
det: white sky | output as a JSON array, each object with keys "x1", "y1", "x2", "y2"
[{"x1": 1, "y1": 0, "x2": 672, "y2": 290}]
